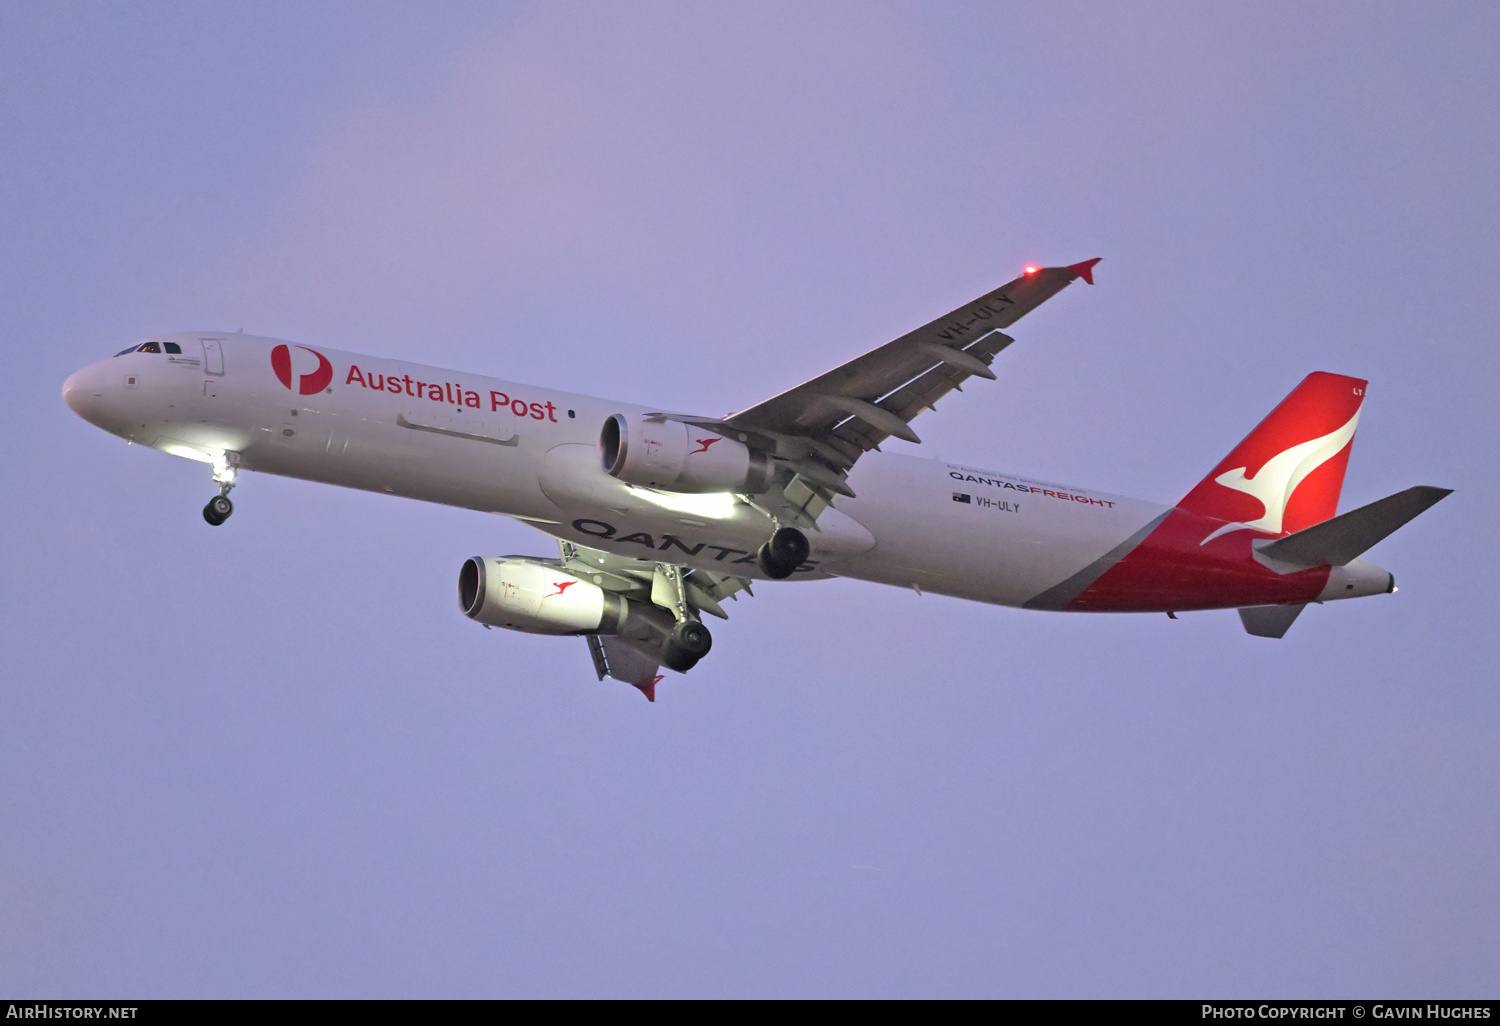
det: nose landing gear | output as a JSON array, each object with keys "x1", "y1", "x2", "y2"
[
  {"x1": 203, "y1": 451, "x2": 240, "y2": 526},
  {"x1": 203, "y1": 494, "x2": 233, "y2": 525}
]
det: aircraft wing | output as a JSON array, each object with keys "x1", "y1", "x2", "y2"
[
  {"x1": 719, "y1": 260, "x2": 1099, "y2": 498},
  {"x1": 587, "y1": 635, "x2": 664, "y2": 699}
]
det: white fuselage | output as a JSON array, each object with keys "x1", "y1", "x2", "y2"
[{"x1": 63, "y1": 332, "x2": 1388, "y2": 612}]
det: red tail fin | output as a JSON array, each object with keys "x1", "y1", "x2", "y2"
[{"x1": 1177, "y1": 372, "x2": 1366, "y2": 535}]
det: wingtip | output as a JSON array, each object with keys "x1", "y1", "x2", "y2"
[
  {"x1": 1410, "y1": 485, "x2": 1454, "y2": 506},
  {"x1": 632, "y1": 675, "x2": 662, "y2": 702},
  {"x1": 1066, "y1": 258, "x2": 1102, "y2": 285}
]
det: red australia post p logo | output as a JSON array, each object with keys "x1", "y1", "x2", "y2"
[{"x1": 271, "y1": 344, "x2": 334, "y2": 395}]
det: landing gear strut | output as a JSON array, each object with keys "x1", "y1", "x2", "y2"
[
  {"x1": 758, "y1": 527, "x2": 809, "y2": 580},
  {"x1": 203, "y1": 451, "x2": 240, "y2": 526},
  {"x1": 653, "y1": 562, "x2": 713, "y2": 673}
]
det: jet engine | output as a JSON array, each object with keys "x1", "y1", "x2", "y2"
[
  {"x1": 459, "y1": 556, "x2": 710, "y2": 673},
  {"x1": 459, "y1": 556, "x2": 630, "y2": 635},
  {"x1": 600, "y1": 414, "x2": 772, "y2": 493}
]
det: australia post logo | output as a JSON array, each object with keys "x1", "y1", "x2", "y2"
[{"x1": 271, "y1": 344, "x2": 334, "y2": 395}]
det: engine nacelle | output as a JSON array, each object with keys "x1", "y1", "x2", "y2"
[
  {"x1": 600, "y1": 415, "x2": 772, "y2": 493},
  {"x1": 458, "y1": 556, "x2": 628, "y2": 635}
]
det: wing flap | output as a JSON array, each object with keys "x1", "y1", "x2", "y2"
[
  {"x1": 726, "y1": 262, "x2": 1095, "y2": 473},
  {"x1": 828, "y1": 331, "x2": 1013, "y2": 455}
]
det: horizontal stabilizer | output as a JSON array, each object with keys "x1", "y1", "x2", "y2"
[
  {"x1": 1239, "y1": 603, "x2": 1306, "y2": 638},
  {"x1": 1256, "y1": 486, "x2": 1452, "y2": 568}
]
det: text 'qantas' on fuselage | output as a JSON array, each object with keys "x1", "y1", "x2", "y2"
[{"x1": 63, "y1": 260, "x2": 1450, "y2": 700}]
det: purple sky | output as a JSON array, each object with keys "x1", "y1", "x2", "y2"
[{"x1": 3, "y1": 1, "x2": 1497, "y2": 997}]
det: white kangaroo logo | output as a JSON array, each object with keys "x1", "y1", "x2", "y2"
[{"x1": 1200, "y1": 407, "x2": 1361, "y2": 544}]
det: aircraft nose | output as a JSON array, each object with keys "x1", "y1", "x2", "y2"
[
  {"x1": 62, "y1": 368, "x2": 86, "y2": 414},
  {"x1": 62, "y1": 364, "x2": 107, "y2": 422}
]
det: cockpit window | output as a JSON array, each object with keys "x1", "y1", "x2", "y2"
[{"x1": 114, "y1": 340, "x2": 181, "y2": 357}]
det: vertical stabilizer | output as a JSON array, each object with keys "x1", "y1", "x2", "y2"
[{"x1": 1178, "y1": 372, "x2": 1366, "y2": 535}]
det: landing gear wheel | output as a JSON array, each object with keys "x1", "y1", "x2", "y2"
[
  {"x1": 203, "y1": 494, "x2": 233, "y2": 526},
  {"x1": 757, "y1": 527, "x2": 810, "y2": 580},
  {"x1": 662, "y1": 620, "x2": 712, "y2": 673},
  {"x1": 673, "y1": 620, "x2": 712, "y2": 658}
]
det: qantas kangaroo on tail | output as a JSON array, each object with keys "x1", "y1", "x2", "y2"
[{"x1": 62, "y1": 260, "x2": 1450, "y2": 699}]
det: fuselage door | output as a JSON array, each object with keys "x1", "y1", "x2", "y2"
[{"x1": 201, "y1": 338, "x2": 225, "y2": 375}]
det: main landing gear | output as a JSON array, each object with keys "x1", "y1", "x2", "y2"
[
  {"x1": 203, "y1": 451, "x2": 240, "y2": 526},
  {"x1": 652, "y1": 526, "x2": 808, "y2": 673},
  {"x1": 757, "y1": 527, "x2": 809, "y2": 580},
  {"x1": 663, "y1": 620, "x2": 712, "y2": 673},
  {"x1": 653, "y1": 562, "x2": 714, "y2": 673}
]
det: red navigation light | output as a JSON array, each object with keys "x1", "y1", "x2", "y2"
[{"x1": 1023, "y1": 265, "x2": 1040, "y2": 275}]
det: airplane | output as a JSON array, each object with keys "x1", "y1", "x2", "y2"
[{"x1": 61, "y1": 260, "x2": 1451, "y2": 700}]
